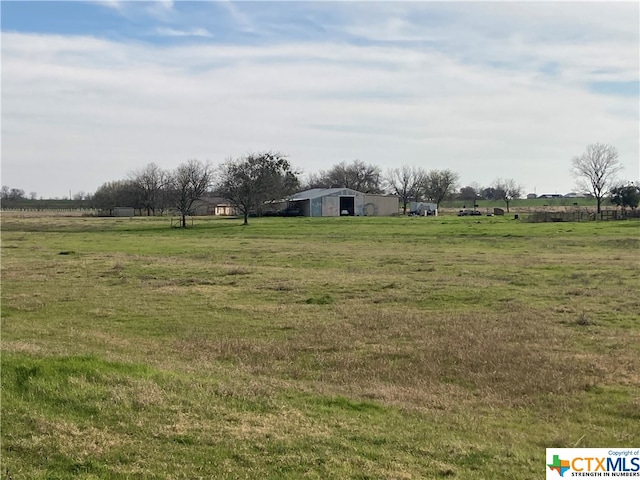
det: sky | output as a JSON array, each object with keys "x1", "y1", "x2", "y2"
[{"x1": 1, "y1": 1, "x2": 638, "y2": 199}]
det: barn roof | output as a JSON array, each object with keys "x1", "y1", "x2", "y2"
[{"x1": 289, "y1": 188, "x2": 363, "y2": 201}]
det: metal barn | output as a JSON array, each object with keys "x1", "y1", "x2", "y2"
[
  {"x1": 363, "y1": 194, "x2": 401, "y2": 216},
  {"x1": 288, "y1": 189, "x2": 399, "y2": 217}
]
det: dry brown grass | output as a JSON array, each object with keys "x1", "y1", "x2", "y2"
[{"x1": 165, "y1": 302, "x2": 611, "y2": 413}]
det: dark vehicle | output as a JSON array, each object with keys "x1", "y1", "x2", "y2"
[{"x1": 457, "y1": 209, "x2": 482, "y2": 216}]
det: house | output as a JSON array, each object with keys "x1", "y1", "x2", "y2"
[
  {"x1": 190, "y1": 196, "x2": 239, "y2": 216},
  {"x1": 214, "y1": 203, "x2": 238, "y2": 216},
  {"x1": 287, "y1": 188, "x2": 399, "y2": 217}
]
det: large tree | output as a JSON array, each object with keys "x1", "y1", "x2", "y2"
[
  {"x1": 168, "y1": 159, "x2": 213, "y2": 228},
  {"x1": 610, "y1": 182, "x2": 640, "y2": 210},
  {"x1": 129, "y1": 162, "x2": 169, "y2": 216},
  {"x1": 571, "y1": 143, "x2": 623, "y2": 213},
  {"x1": 458, "y1": 185, "x2": 480, "y2": 202},
  {"x1": 308, "y1": 160, "x2": 383, "y2": 193},
  {"x1": 421, "y1": 169, "x2": 459, "y2": 208},
  {"x1": 217, "y1": 151, "x2": 299, "y2": 225},
  {"x1": 491, "y1": 178, "x2": 523, "y2": 213},
  {"x1": 92, "y1": 180, "x2": 142, "y2": 215},
  {"x1": 385, "y1": 165, "x2": 426, "y2": 214},
  {"x1": 480, "y1": 186, "x2": 500, "y2": 201}
]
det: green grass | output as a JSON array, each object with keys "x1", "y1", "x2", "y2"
[{"x1": 2, "y1": 213, "x2": 639, "y2": 479}]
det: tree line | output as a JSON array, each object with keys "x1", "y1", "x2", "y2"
[
  {"x1": 89, "y1": 156, "x2": 527, "y2": 221},
  {"x1": 88, "y1": 154, "x2": 300, "y2": 227},
  {"x1": 2, "y1": 143, "x2": 637, "y2": 222}
]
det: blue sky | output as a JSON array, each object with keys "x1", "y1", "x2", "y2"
[{"x1": 2, "y1": 1, "x2": 638, "y2": 198}]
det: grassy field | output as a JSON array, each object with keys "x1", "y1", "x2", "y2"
[{"x1": 1, "y1": 213, "x2": 639, "y2": 479}]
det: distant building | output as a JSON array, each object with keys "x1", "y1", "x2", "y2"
[
  {"x1": 214, "y1": 203, "x2": 239, "y2": 216},
  {"x1": 96, "y1": 206, "x2": 135, "y2": 217},
  {"x1": 526, "y1": 193, "x2": 537, "y2": 199},
  {"x1": 408, "y1": 201, "x2": 438, "y2": 216},
  {"x1": 191, "y1": 196, "x2": 239, "y2": 216},
  {"x1": 113, "y1": 207, "x2": 135, "y2": 217},
  {"x1": 538, "y1": 194, "x2": 563, "y2": 199}
]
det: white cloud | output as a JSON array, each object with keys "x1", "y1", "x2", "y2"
[
  {"x1": 338, "y1": 2, "x2": 639, "y2": 84},
  {"x1": 1, "y1": 8, "x2": 638, "y2": 199}
]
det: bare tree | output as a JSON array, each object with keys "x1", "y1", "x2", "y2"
[
  {"x1": 217, "y1": 151, "x2": 299, "y2": 225},
  {"x1": 300, "y1": 171, "x2": 328, "y2": 190},
  {"x1": 308, "y1": 160, "x2": 383, "y2": 193},
  {"x1": 385, "y1": 165, "x2": 426, "y2": 214},
  {"x1": 1, "y1": 186, "x2": 25, "y2": 201},
  {"x1": 168, "y1": 159, "x2": 213, "y2": 228},
  {"x1": 0, "y1": 185, "x2": 27, "y2": 207},
  {"x1": 129, "y1": 163, "x2": 169, "y2": 216},
  {"x1": 571, "y1": 143, "x2": 623, "y2": 213},
  {"x1": 422, "y1": 169, "x2": 460, "y2": 208},
  {"x1": 492, "y1": 178, "x2": 523, "y2": 213}
]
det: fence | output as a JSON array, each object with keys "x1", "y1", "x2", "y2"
[
  {"x1": 1, "y1": 208, "x2": 96, "y2": 213},
  {"x1": 525, "y1": 209, "x2": 640, "y2": 223},
  {"x1": 171, "y1": 217, "x2": 194, "y2": 228}
]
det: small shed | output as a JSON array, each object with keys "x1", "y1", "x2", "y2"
[
  {"x1": 409, "y1": 202, "x2": 438, "y2": 216},
  {"x1": 113, "y1": 207, "x2": 135, "y2": 217}
]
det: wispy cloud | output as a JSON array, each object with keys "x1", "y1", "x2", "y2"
[
  {"x1": 90, "y1": 0, "x2": 123, "y2": 11},
  {"x1": 146, "y1": 0, "x2": 174, "y2": 21},
  {"x1": 155, "y1": 27, "x2": 212, "y2": 38},
  {"x1": 218, "y1": 1, "x2": 255, "y2": 33},
  {"x1": 89, "y1": 0, "x2": 174, "y2": 21}
]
